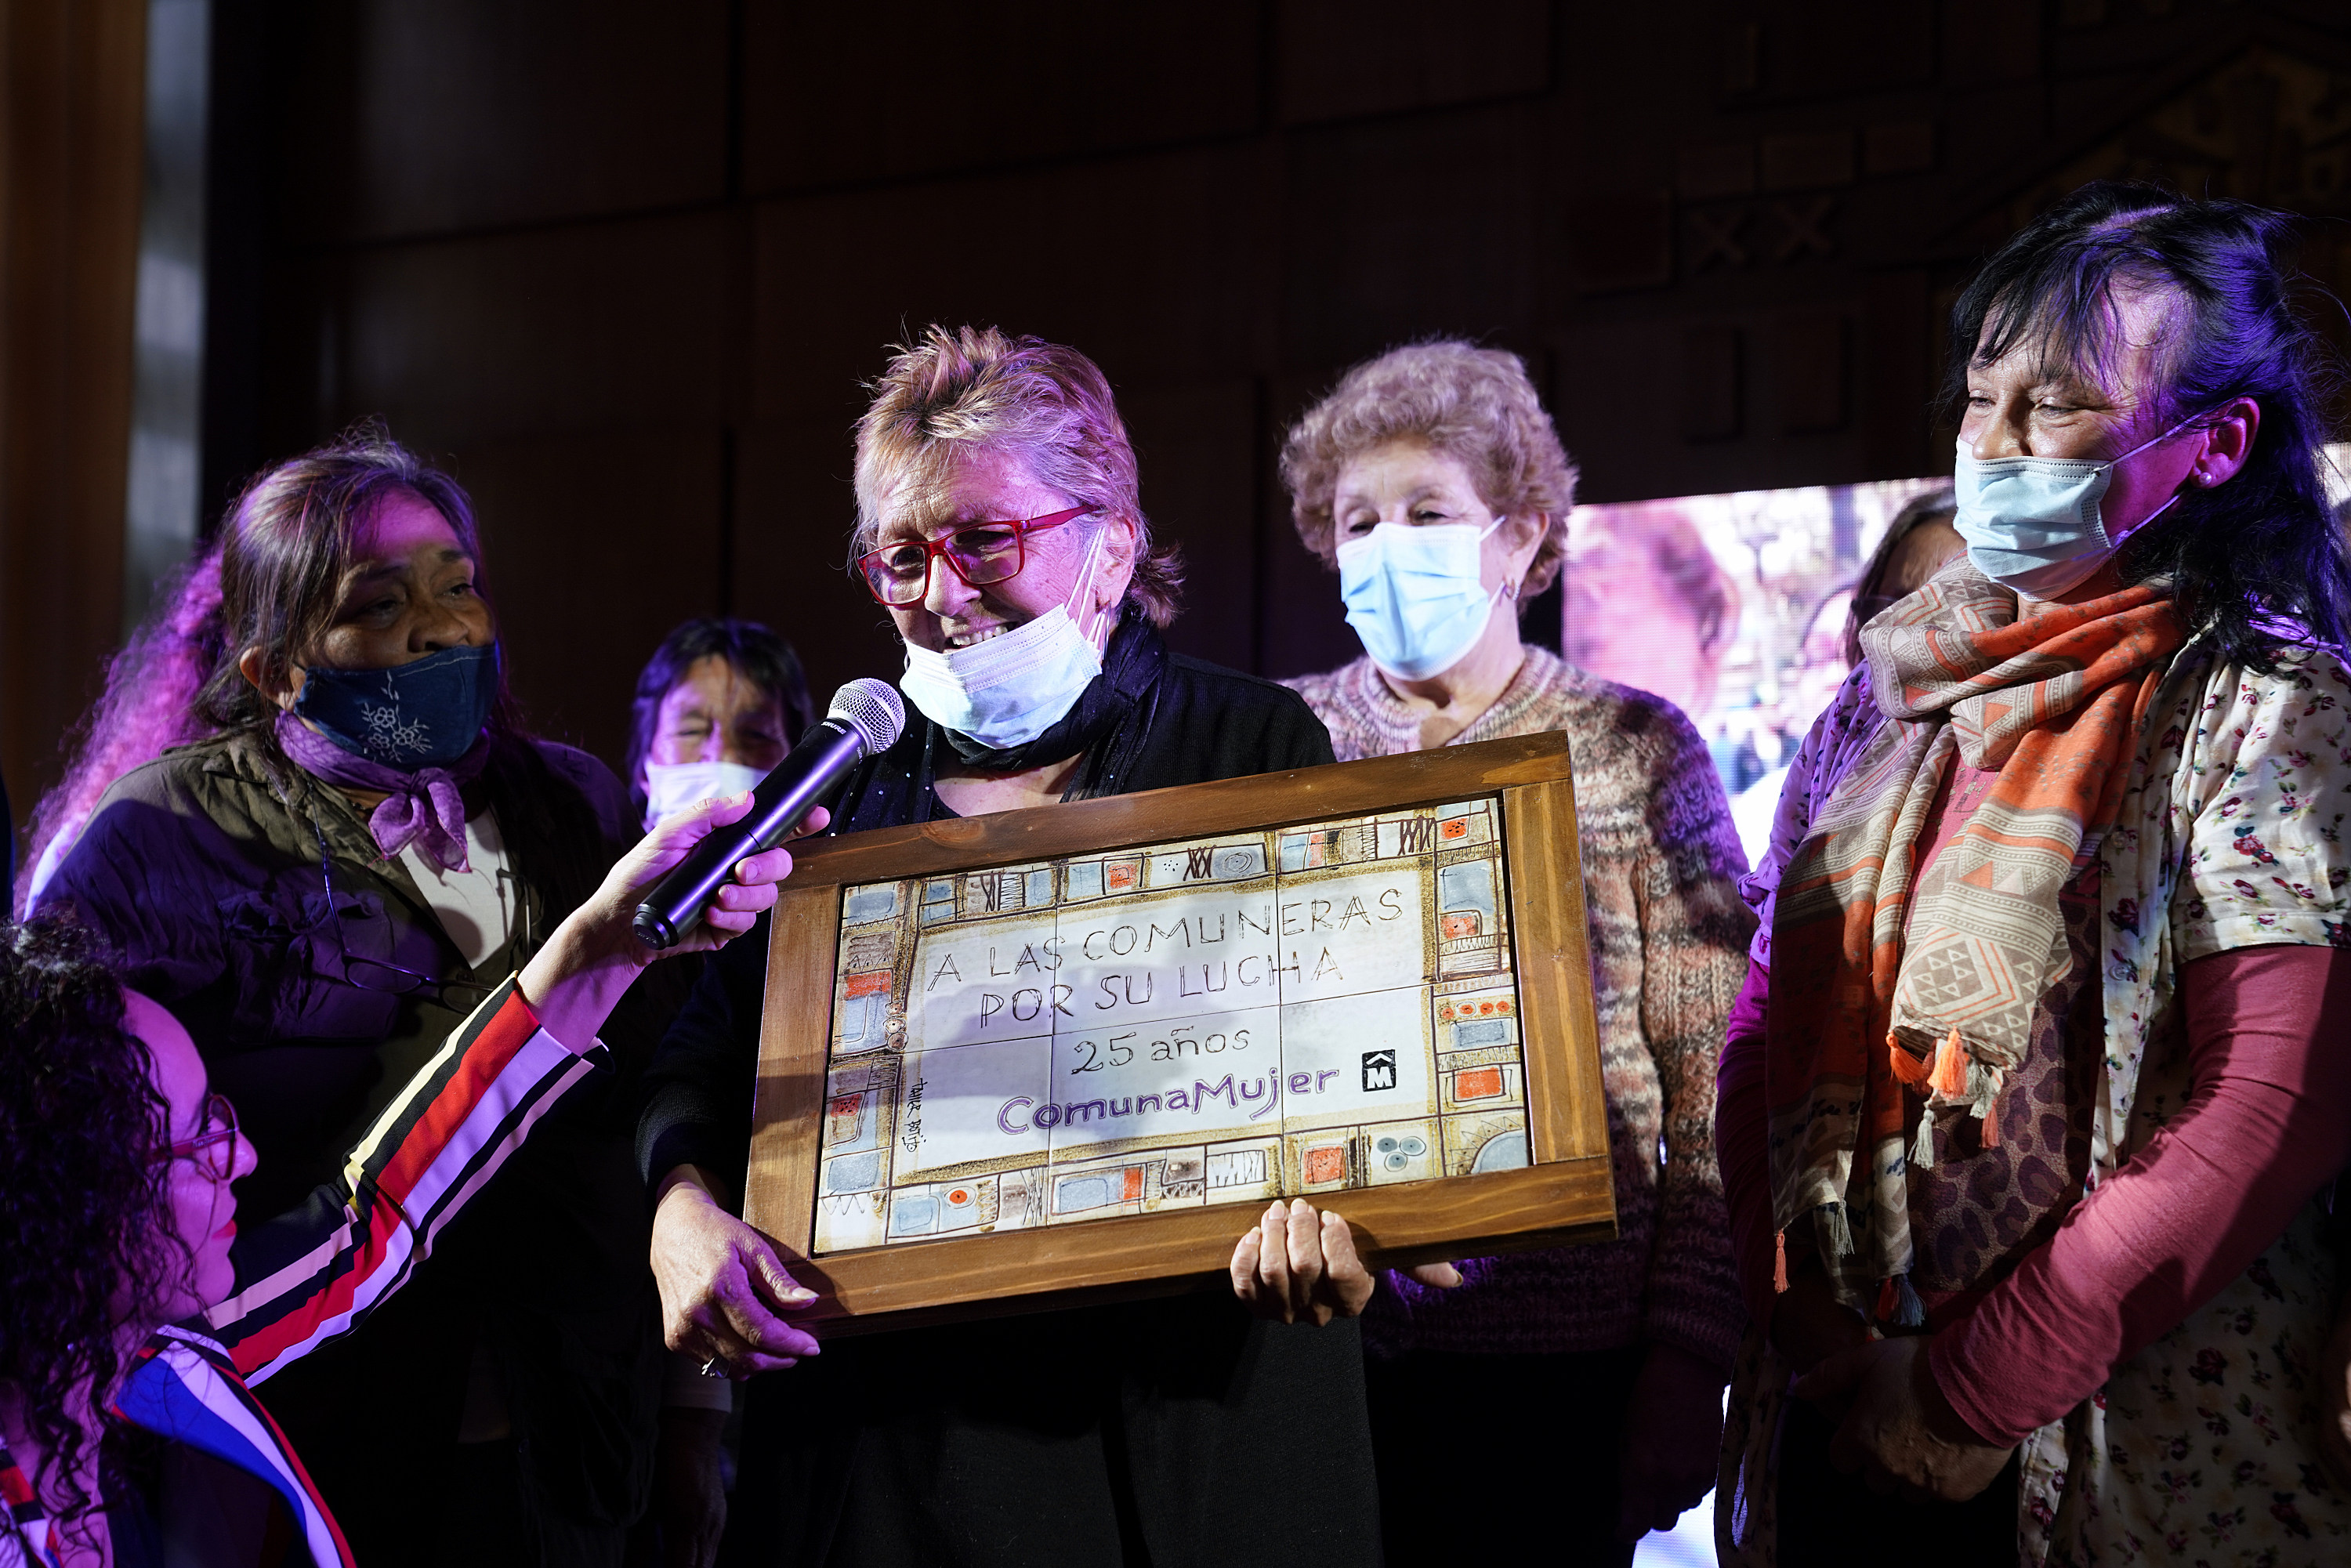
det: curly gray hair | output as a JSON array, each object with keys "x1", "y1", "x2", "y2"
[{"x1": 1278, "y1": 340, "x2": 1579, "y2": 597}]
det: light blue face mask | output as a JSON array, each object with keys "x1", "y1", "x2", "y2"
[
  {"x1": 1951, "y1": 413, "x2": 2203, "y2": 600},
  {"x1": 1336, "y1": 516, "x2": 1509, "y2": 681}
]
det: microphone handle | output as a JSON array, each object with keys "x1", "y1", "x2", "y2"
[{"x1": 631, "y1": 719, "x2": 867, "y2": 949}]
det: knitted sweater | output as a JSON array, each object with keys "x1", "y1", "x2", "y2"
[{"x1": 1282, "y1": 648, "x2": 1752, "y2": 1371}]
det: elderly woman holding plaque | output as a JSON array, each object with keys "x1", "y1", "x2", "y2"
[
  {"x1": 636, "y1": 326, "x2": 1371, "y2": 1566},
  {"x1": 1270, "y1": 340, "x2": 1753, "y2": 1563}
]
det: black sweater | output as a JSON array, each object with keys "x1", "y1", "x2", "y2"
[{"x1": 636, "y1": 644, "x2": 1336, "y2": 1193}]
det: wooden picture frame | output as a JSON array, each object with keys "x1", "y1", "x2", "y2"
[{"x1": 744, "y1": 731, "x2": 1614, "y2": 1334}]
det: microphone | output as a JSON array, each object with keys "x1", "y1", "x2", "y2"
[{"x1": 632, "y1": 678, "x2": 904, "y2": 950}]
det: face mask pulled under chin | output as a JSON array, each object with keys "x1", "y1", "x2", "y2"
[
  {"x1": 1335, "y1": 517, "x2": 1509, "y2": 681},
  {"x1": 641, "y1": 759, "x2": 770, "y2": 831},
  {"x1": 896, "y1": 523, "x2": 1110, "y2": 748},
  {"x1": 1951, "y1": 414, "x2": 2199, "y2": 600}
]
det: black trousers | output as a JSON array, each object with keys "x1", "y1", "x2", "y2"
[
  {"x1": 1364, "y1": 1345, "x2": 1644, "y2": 1568},
  {"x1": 1774, "y1": 1394, "x2": 2020, "y2": 1566},
  {"x1": 722, "y1": 1290, "x2": 1381, "y2": 1568}
]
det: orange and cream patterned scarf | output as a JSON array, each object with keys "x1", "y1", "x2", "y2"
[{"x1": 1762, "y1": 563, "x2": 2185, "y2": 1303}]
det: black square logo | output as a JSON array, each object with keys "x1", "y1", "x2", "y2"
[{"x1": 1361, "y1": 1049, "x2": 1396, "y2": 1091}]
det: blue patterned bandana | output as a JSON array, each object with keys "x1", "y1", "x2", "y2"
[{"x1": 292, "y1": 643, "x2": 500, "y2": 768}]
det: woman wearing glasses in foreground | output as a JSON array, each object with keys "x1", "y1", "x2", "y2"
[
  {"x1": 35, "y1": 430, "x2": 668, "y2": 1565},
  {"x1": 639, "y1": 326, "x2": 1372, "y2": 1566},
  {"x1": 0, "y1": 792, "x2": 810, "y2": 1566}
]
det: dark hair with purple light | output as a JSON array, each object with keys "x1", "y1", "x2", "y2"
[
  {"x1": 197, "y1": 420, "x2": 502, "y2": 733},
  {"x1": 623, "y1": 617, "x2": 816, "y2": 825},
  {"x1": 16, "y1": 545, "x2": 226, "y2": 914},
  {"x1": 0, "y1": 918, "x2": 176, "y2": 1555},
  {"x1": 1944, "y1": 179, "x2": 2351, "y2": 667},
  {"x1": 1844, "y1": 487, "x2": 1958, "y2": 666},
  {"x1": 197, "y1": 422, "x2": 613, "y2": 922}
]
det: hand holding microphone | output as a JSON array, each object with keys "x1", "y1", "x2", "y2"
[{"x1": 632, "y1": 679, "x2": 905, "y2": 949}]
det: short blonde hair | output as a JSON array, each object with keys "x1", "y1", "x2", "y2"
[
  {"x1": 851, "y1": 324, "x2": 1183, "y2": 627},
  {"x1": 1279, "y1": 341, "x2": 1579, "y2": 596}
]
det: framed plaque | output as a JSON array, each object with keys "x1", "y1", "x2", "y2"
[{"x1": 744, "y1": 731, "x2": 1614, "y2": 1333}]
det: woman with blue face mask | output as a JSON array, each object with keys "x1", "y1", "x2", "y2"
[
  {"x1": 1713, "y1": 183, "x2": 2351, "y2": 1568},
  {"x1": 637, "y1": 327, "x2": 1362, "y2": 1568},
  {"x1": 1271, "y1": 342, "x2": 1755, "y2": 1566},
  {"x1": 34, "y1": 425, "x2": 673, "y2": 1566}
]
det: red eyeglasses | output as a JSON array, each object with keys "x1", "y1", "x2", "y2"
[
  {"x1": 160, "y1": 1092, "x2": 241, "y2": 1181},
  {"x1": 855, "y1": 505, "x2": 1093, "y2": 607}
]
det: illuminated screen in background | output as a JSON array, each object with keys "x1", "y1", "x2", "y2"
[{"x1": 1561, "y1": 446, "x2": 2351, "y2": 870}]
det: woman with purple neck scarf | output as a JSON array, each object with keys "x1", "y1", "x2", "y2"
[{"x1": 36, "y1": 425, "x2": 665, "y2": 1567}]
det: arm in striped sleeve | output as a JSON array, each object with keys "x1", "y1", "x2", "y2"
[{"x1": 194, "y1": 977, "x2": 609, "y2": 1383}]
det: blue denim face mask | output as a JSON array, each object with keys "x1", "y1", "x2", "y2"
[
  {"x1": 292, "y1": 643, "x2": 500, "y2": 769},
  {"x1": 1335, "y1": 516, "x2": 1509, "y2": 681},
  {"x1": 1951, "y1": 414, "x2": 2202, "y2": 600}
]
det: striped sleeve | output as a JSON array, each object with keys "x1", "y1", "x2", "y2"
[
  {"x1": 1, "y1": 1433, "x2": 55, "y2": 1566},
  {"x1": 110, "y1": 1331, "x2": 353, "y2": 1568},
  {"x1": 198, "y1": 979, "x2": 607, "y2": 1383}
]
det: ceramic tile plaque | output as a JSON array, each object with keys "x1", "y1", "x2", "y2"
[{"x1": 744, "y1": 732, "x2": 1614, "y2": 1332}]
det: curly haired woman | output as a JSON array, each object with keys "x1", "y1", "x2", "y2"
[
  {"x1": 1262, "y1": 341, "x2": 1754, "y2": 1564},
  {"x1": 0, "y1": 798, "x2": 810, "y2": 1568}
]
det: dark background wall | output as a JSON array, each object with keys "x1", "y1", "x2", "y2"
[{"x1": 179, "y1": 0, "x2": 2351, "y2": 779}]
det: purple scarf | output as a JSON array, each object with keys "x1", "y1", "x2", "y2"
[{"x1": 275, "y1": 711, "x2": 491, "y2": 873}]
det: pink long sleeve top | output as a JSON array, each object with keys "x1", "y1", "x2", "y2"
[{"x1": 1718, "y1": 755, "x2": 2351, "y2": 1444}]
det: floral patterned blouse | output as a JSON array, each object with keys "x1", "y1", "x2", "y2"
[{"x1": 1726, "y1": 632, "x2": 2351, "y2": 1566}]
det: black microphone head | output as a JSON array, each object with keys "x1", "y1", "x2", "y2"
[{"x1": 828, "y1": 679, "x2": 904, "y2": 754}]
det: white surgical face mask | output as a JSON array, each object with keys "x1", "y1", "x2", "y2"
[
  {"x1": 1951, "y1": 413, "x2": 2201, "y2": 600},
  {"x1": 642, "y1": 759, "x2": 770, "y2": 830},
  {"x1": 897, "y1": 519, "x2": 1110, "y2": 748},
  {"x1": 1335, "y1": 516, "x2": 1509, "y2": 681}
]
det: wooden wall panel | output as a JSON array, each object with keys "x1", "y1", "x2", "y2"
[
  {"x1": 277, "y1": 0, "x2": 729, "y2": 244},
  {"x1": 451, "y1": 425, "x2": 726, "y2": 767},
  {"x1": 324, "y1": 212, "x2": 737, "y2": 450},
  {"x1": 1116, "y1": 378, "x2": 1262, "y2": 672},
  {"x1": 1255, "y1": 368, "x2": 1360, "y2": 683},
  {"x1": 1741, "y1": 2, "x2": 1934, "y2": 102},
  {"x1": 730, "y1": 415, "x2": 904, "y2": 712},
  {"x1": 0, "y1": 0, "x2": 147, "y2": 819},
  {"x1": 742, "y1": 2, "x2": 1261, "y2": 195},
  {"x1": 1280, "y1": 102, "x2": 1545, "y2": 372},
  {"x1": 1276, "y1": 0, "x2": 1550, "y2": 126},
  {"x1": 750, "y1": 144, "x2": 1262, "y2": 427}
]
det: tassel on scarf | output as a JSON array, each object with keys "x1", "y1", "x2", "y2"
[
  {"x1": 1980, "y1": 1093, "x2": 2001, "y2": 1148},
  {"x1": 1892, "y1": 1274, "x2": 1927, "y2": 1328},
  {"x1": 1929, "y1": 1027, "x2": 1969, "y2": 1098},
  {"x1": 1773, "y1": 1229, "x2": 1788, "y2": 1294},
  {"x1": 1887, "y1": 1034, "x2": 1932, "y2": 1088},
  {"x1": 1817, "y1": 1203, "x2": 1853, "y2": 1259},
  {"x1": 1911, "y1": 1103, "x2": 1936, "y2": 1170}
]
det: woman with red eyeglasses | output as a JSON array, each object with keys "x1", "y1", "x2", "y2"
[
  {"x1": 636, "y1": 326, "x2": 1364, "y2": 1567},
  {"x1": 0, "y1": 792, "x2": 813, "y2": 1568}
]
